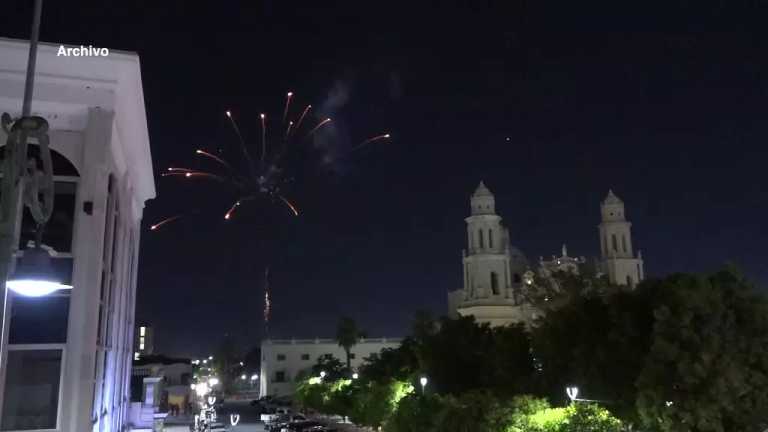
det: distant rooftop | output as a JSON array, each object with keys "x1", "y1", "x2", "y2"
[{"x1": 263, "y1": 337, "x2": 403, "y2": 345}]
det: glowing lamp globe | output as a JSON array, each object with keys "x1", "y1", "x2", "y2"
[{"x1": 6, "y1": 247, "x2": 72, "y2": 297}]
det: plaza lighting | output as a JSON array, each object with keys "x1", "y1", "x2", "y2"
[
  {"x1": 250, "y1": 374, "x2": 258, "y2": 381},
  {"x1": 319, "y1": 371, "x2": 326, "y2": 379},
  {"x1": 419, "y1": 376, "x2": 428, "y2": 393},
  {"x1": 6, "y1": 247, "x2": 72, "y2": 297},
  {"x1": 209, "y1": 377, "x2": 220, "y2": 386},
  {"x1": 209, "y1": 356, "x2": 213, "y2": 360},
  {"x1": 566, "y1": 386, "x2": 579, "y2": 402},
  {"x1": 195, "y1": 382, "x2": 210, "y2": 397},
  {"x1": 352, "y1": 373, "x2": 359, "y2": 380},
  {"x1": 240, "y1": 374, "x2": 247, "y2": 380},
  {"x1": 203, "y1": 359, "x2": 207, "y2": 364}
]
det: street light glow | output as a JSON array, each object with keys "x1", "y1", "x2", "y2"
[
  {"x1": 566, "y1": 386, "x2": 579, "y2": 402},
  {"x1": 6, "y1": 279, "x2": 72, "y2": 297},
  {"x1": 419, "y1": 376, "x2": 428, "y2": 388},
  {"x1": 209, "y1": 377, "x2": 220, "y2": 386},
  {"x1": 250, "y1": 374, "x2": 259, "y2": 381},
  {"x1": 352, "y1": 373, "x2": 359, "y2": 379}
]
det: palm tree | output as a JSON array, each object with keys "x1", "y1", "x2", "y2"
[{"x1": 336, "y1": 316, "x2": 362, "y2": 371}]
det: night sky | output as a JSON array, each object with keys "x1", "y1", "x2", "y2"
[{"x1": 2, "y1": 2, "x2": 767, "y2": 357}]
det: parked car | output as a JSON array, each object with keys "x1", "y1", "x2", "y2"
[
  {"x1": 266, "y1": 414, "x2": 307, "y2": 431},
  {"x1": 260, "y1": 407, "x2": 291, "y2": 423},
  {"x1": 277, "y1": 420, "x2": 331, "y2": 432}
]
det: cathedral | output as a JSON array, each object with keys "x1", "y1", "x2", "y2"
[{"x1": 447, "y1": 182, "x2": 644, "y2": 327}]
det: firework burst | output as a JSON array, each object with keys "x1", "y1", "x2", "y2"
[{"x1": 150, "y1": 91, "x2": 391, "y2": 231}]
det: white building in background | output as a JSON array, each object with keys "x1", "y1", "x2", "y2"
[
  {"x1": 448, "y1": 183, "x2": 644, "y2": 327},
  {"x1": 0, "y1": 38, "x2": 155, "y2": 432},
  {"x1": 260, "y1": 338, "x2": 402, "y2": 397}
]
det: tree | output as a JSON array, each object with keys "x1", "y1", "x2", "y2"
[
  {"x1": 531, "y1": 276, "x2": 658, "y2": 421},
  {"x1": 336, "y1": 316, "x2": 363, "y2": 371},
  {"x1": 636, "y1": 270, "x2": 768, "y2": 431},
  {"x1": 213, "y1": 335, "x2": 241, "y2": 394},
  {"x1": 418, "y1": 316, "x2": 534, "y2": 396}
]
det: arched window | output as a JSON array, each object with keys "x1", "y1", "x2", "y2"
[
  {"x1": 611, "y1": 234, "x2": 618, "y2": 252},
  {"x1": 621, "y1": 235, "x2": 627, "y2": 253},
  {"x1": 478, "y1": 229, "x2": 484, "y2": 248},
  {"x1": 488, "y1": 229, "x2": 493, "y2": 248},
  {"x1": 490, "y1": 272, "x2": 499, "y2": 295}
]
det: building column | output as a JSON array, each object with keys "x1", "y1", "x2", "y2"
[{"x1": 61, "y1": 108, "x2": 113, "y2": 432}]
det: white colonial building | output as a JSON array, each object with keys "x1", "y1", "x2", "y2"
[
  {"x1": 259, "y1": 338, "x2": 402, "y2": 397},
  {"x1": 0, "y1": 38, "x2": 154, "y2": 432},
  {"x1": 448, "y1": 182, "x2": 644, "y2": 327}
]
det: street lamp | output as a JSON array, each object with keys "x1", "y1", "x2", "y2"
[
  {"x1": 566, "y1": 386, "x2": 579, "y2": 403},
  {"x1": 6, "y1": 246, "x2": 72, "y2": 297},
  {"x1": 240, "y1": 374, "x2": 246, "y2": 380},
  {"x1": 352, "y1": 373, "x2": 359, "y2": 380},
  {"x1": 319, "y1": 371, "x2": 326, "y2": 379},
  {"x1": 250, "y1": 374, "x2": 258, "y2": 381},
  {"x1": 419, "y1": 376, "x2": 428, "y2": 393},
  {"x1": 195, "y1": 382, "x2": 210, "y2": 397}
]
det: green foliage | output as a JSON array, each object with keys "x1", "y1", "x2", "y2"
[
  {"x1": 385, "y1": 393, "x2": 444, "y2": 432},
  {"x1": 419, "y1": 316, "x2": 534, "y2": 396},
  {"x1": 636, "y1": 270, "x2": 768, "y2": 431},
  {"x1": 504, "y1": 395, "x2": 554, "y2": 432},
  {"x1": 523, "y1": 403, "x2": 621, "y2": 432},
  {"x1": 349, "y1": 379, "x2": 414, "y2": 428},
  {"x1": 532, "y1": 280, "x2": 658, "y2": 419},
  {"x1": 560, "y1": 403, "x2": 623, "y2": 432}
]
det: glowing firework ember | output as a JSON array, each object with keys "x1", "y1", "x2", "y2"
[
  {"x1": 308, "y1": 118, "x2": 332, "y2": 136},
  {"x1": 355, "y1": 133, "x2": 391, "y2": 151},
  {"x1": 151, "y1": 215, "x2": 183, "y2": 231},
  {"x1": 151, "y1": 91, "x2": 389, "y2": 231}
]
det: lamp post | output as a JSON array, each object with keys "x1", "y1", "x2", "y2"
[
  {"x1": 566, "y1": 386, "x2": 579, "y2": 403},
  {"x1": 419, "y1": 376, "x2": 428, "y2": 394},
  {"x1": 0, "y1": 0, "x2": 64, "y2": 416}
]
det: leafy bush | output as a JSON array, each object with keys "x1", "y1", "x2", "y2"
[
  {"x1": 385, "y1": 393, "x2": 444, "y2": 432},
  {"x1": 523, "y1": 403, "x2": 622, "y2": 432}
]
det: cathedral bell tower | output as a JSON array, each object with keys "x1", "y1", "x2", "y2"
[
  {"x1": 598, "y1": 190, "x2": 644, "y2": 288},
  {"x1": 462, "y1": 181, "x2": 515, "y2": 299}
]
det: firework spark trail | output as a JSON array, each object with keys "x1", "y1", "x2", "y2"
[
  {"x1": 167, "y1": 167, "x2": 193, "y2": 172},
  {"x1": 284, "y1": 121, "x2": 294, "y2": 141},
  {"x1": 354, "y1": 133, "x2": 391, "y2": 151},
  {"x1": 294, "y1": 104, "x2": 312, "y2": 133},
  {"x1": 307, "y1": 118, "x2": 332, "y2": 136},
  {"x1": 226, "y1": 110, "x2": 257, "y2": 176},
  {"x1": 260, "y1": 113, "x2": 267, "y2": 165},
  {"x1": 150, "y1": 214, "x2": 183, "y2": 231},
  {"x1": 264, "y1": 267, "x2": 271, "y2": 337},
  {"x1": 223, "y1": 200, "x2": 241, "y2": 220},
  {"x1": 282, "y1": 91, "x2": 293, "y2": 124},
  {"x1": 196, "y1": 149, "x2": 238, "y2": 176},
  {"x1": 277, "y1": 194, "x2": 299, "y2": 216}
]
